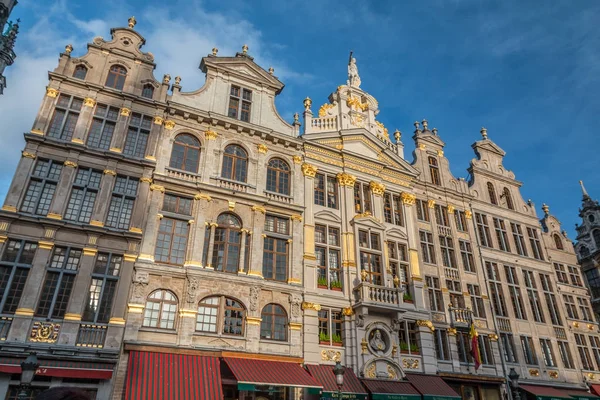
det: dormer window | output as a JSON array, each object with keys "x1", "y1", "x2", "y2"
[
  {"x1": 428, "y1": 157, "x2": 440, "y2": 185},
  {"x1": 141, "y1": 84, "x2": 154, "y2": 99},
  {"x1": 73, "y1": 65, "x2": 87, "y2": 80},
  {"x1": 228, "y1": 85, "x2": 252, "y2": 122},
  {"x1": 487, "y1": 182, "x2": 498, "y2": 205},
  {"x1": 105, "y1": 65, "x2": 127, "y2": 90}
]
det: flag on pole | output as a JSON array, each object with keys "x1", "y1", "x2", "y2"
[{"x1": 470, "y1": 320, "x2": 482, "y2": 370}]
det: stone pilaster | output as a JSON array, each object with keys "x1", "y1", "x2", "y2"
[
  {"x1": 71, "y1": 97, "x2": 96, "y2": 144},
  {"x1": 338, "y1": 173, "x2": 357, "y2": 270},
  {"x1": 145, "y1": 116, "x2": 164, "y2": 161},
  {"x1": 129, "y1": 175, "x2": 152, "y2": 234},
  {"x1": 418, "y1": 325, "x2": 438, "y2": 374},
  {"x1": 302, "y1": 163, "x2": 317, "y2": 271},
  {"x1": 248, "y1": 205, "x2": 266, "y2": 278},
  {"x1": 30, "y1": 87, "x2": 60, "y2": 134},
  {"x1": 238, "y1": 229, "x2": 249, "y2": 273},
  {"x1": 2, "y1": 152, "x2": 36, "y2": 212},
  {"x1": 137, "y1": 185, "x2": 165, "y2": 262},
  {"x1": 205, "y1": 223, "x2": 217, "y2": 270},
  {"x1": 89, "y1": 168, "x2": 117, "y2": 227},
  {"x1": 200, "y1": 128, "x2": 219, "y2": 184},
  {"x1": 369, "y1": 181, "x2": 385, "y2": 222},
  {"x1": 185, "y1": 194, "x2": 211, "y2": 268},
  {"x1": 64, "y1": 248, "x2": 97, "y2": 318},
  {"x1": 108, "y1": 106, "x2": 132, "y2": 153},
  {"x1": 288, "y1": 215, "x2": 303, "y2": 285},
  {"x1": 46, "y1": 160, "x2": 78, "y2": 219}
]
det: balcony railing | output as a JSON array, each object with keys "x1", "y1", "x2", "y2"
[
  {"x1": 0, "y1": 316, "x2": 12, "y2": 341},
  {"x1": 165, "y1": 167, "x2": 201, "y2": 183},
  {"x1": 354, "y1": 282, "x2": 402, "y2": 307},
  {"x1": 444, "y1": 268, "x2": 460, "y2": 280},
  {"x1": 216, "y1": 177, "x2": 251, "y2": 193},
  {"x1": 554, "y1": 327, "x2": 567, "y2": 340},
  {"x1": 75, "y1": 324, "x2": 107, "y2": 348},
  {"x1": 497, "y1": 317, "x2": 511, "y2": 332},
  {"x1": 264, "y1": 191, "x2": 292, "y2": 204},
  {"x1": 448, "y1": 306, "x2": 473, "y2": 328},
  {"x1": 310, "y1": 116, "x2": 338, "y2": 132},
  {"x1": 438, "y1": 226, "x2": 452, "y2": 236}
]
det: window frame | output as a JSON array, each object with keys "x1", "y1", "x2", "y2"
[
  {"x1": 266, "y1": 158, "x2": 291, "y2": 196},
  {"x1": 317, "y1": 308, "x2": 343, "y2": 346},
  {"x1": 196, "y1": 295, "x2": 246, "y2": 336},
  {"x1": 487, "y1": 182, "x2": 498, "y2": 205},
  {"x1": 0, "y1": 239, "x2": 38, "y2": 315},
  {"x1": 419, "y1": 230, "x2": 436, "y2": 264},
  {"x1": 428, "y1": 156, "x2": 441, "y2": 185},
  {"x1": 73, "y1": 65, "x2": 88, "y2": 79},
  {"x1": 493, "y1": 217, "x2": 511, "y2": 252},
  {"x1": 47, "y1": 94, "x2": 83, "y2": 141},
  {"x1": 486, "y1": 261, "x2": 508, "y2": 317},
  {"x1": 315, "y1": 224, "x2": 342, "y2": 291},
  {"x1": 426, "y1": 275, "x2": 444, "y2": 312},
  {"x1": 142, "y1": 289, "x2": 178, "y2": 330},
  {"x1": 523, "y1": 270, "x2": 545, "y2": 323},
  {"x1": 353, "y1": 182, "x2": 372, "y2": 214},
  {"x1": 475, "y1": 213, "x2": 493, "y2": 248},
  {"x1": 439, "y1": 235, "x2": 457, "y2": 269},
  {"x1": 262, "y1": 215, "x2": 290, "y2": 282},
  {"x1": 154, "y1": 194, "x2": 192, "y2": 266},
  {"x1": 383, "y1": 192, "x2": 404, "y2": 226},
  {"x1": 398, "y1": 321, "x2": 420, "y2": 355},
  {"x1": 221, "y1": 144, "x2": 249, "y2": 183},
  {"x1": 526, "y1": 227, "x2": 544, "y2": 260},
  {"x1": 467, "y1": 284, "x2": 486, "y2": 318},
  {"x1": 82, "y1": 252, "x2": 121, "y2": 324},
  {"x1": 169, "y1": 134, "x2": 201, "y2": 173},
  {"x1": 459, "y1": 240, "x2": 475, "y2": 273},
  {"x1": 228, "y1": 85, "x2": 252, "y2": 122},
  {"x1": 123, "y1": 112, "x2": 152, "y2": 159},
  {"x1": 416, "y1": 200, "x2": 430, "y2": 222},
  {"x1": 434, "y1": 329, "x2": 450, "y2": 361},
  {"x1": 260, "y1": 303, "x2": 287, "y2": 341},
  {"x1": 105, "y1": 64, "x2": 127, "y2": 90},
  {"x1": 539, "y1": 338, "x2": 557, "y2": 367},
  {"x1": 358, "y1": 230, "x2": 383, "y2": 285},
  {"x1": 510, "y1": 223, "x2": 528, "y2": 256},
  {"x1": 212, "y1": 213, "x2": 244, "y2": 274},
  {"x1": 141, "y1": 84, "x2": 154, "y2": 99},
  {"x1": 314, "y1": 172, "x2": 338, "y2": 209},
  {"x1": 86, "y1": 103, "x2": 119, "y2": 150},
  {"x1": 539, "y1": 273, "x2": 562, "y2": 326},
  {"x1": 557, "y1": 340, "x2": 575, "y2": 369},
  {"x1": 20, "y1": 159, "x2": 63, "y2": 217},
  {"x1": 501, "y1": 333, "x2": 518, "y2": 363},
  {"x1": 504, "y1": 265, "x2": 527, "y2": 320},
  {"x1": 105, "y1": 175, "x2": 138, "y2": 230},
  {"x1": 64, "y1": 167, "x2": 102, "y2": 223},
  {"x1": 520, "y1": 335, "x2": 539, "y2": 365},
  {"x1": 454, "y1": 210, "x2": 467, "y2": 232}
]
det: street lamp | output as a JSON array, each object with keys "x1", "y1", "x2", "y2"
[
  {"x1": 19, "y1": 352, "x2": 39, "y2": 400},
  {"x1": 508, "y1": 368, "x2": 521, "y2": 400},
  {"x1": 333, "y1": 361, "x2": 345, "y2": 400}
]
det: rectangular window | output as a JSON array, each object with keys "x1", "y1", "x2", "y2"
[
  {"x1": 434, "y1": 329, "x2": 450, "y2": 361},
  {"x1": 35, "y1": 247, "x2": 81, "y2": 319},
  {"x1": 353, "y1": 182, "x2": 372, "y2": 214},
  {"x1": 123, "y1": 112, "x2": 152, "y2": 158},
  {"x1": 64, "y1": 168, "x2": 102, "y2": 223},
  {"x1": 475, "y1": 213, "x2": 493, "y2": 248},
  {"x1": 501, "y1": 333, "x2": 518, "y2": 363},
  {"x1": 459, "y1": 240, "x2": 475, "y2": 273},
  {"x1": 398, "y1": 321, "x2": 420, "y2": 354},
  {"x1": 511, "y1": 223, "x2": 528, "y2": 256},
  {"x1": 105, "y1": 175, "x2": 138, "y2": 230},
  {"x1": 20, "y1": 159, "x2": 63, "y2": 216},
  {"x1": 563, "y1": 295, "x2": 579, "y2": 319},
  {"x1": 86, "y1": 104, "x2": 119, "y2": 150},
  {"x1": 457, "y1": 332, "x2": 471, "y2": 363},
  {"x1": 539, "y1": 339, "x2": 557, "y2": 367},
  {"x1": 520, "y1": 336, "x2": 539, "y2": 365},
  {"x1": 315, "y1": 224, "x2": 341, "y2": 290},
  {"x1": 554, "y1": 263, "x2": 569, "y2": 284},
  {"x1": 527, "y1": 227, "x2": 544, "y2": 260},
  {"x1": 479, "y1": 335, "x2": 494, "y2": 365},
  {"x1": 447, "y1": 279, "x2": 464, "y2": 308},
  {"x1": 439, "y1": 236, "x2": 456, "y2": 269},
  {"x1": 435, "y1": 205, "x2": 449, "y2": 227},
  {"x1": 558, "y1": 340, "x2": 575, "y2": 369},
  {"x1": 585, "y1": 269, "x2": 600, "y2": 299},
  {"x1": 419, "y1": 230, "x2": 436, "y2": 264},
  {"x1": 47, "y1": 94, "x2": 83, "y2": 140},
  {"x1": 426, "y1": 275, "x2": 444, "y2": 312},
  {"x1": 505, "y1": 265, "x2": 527, "y2": 320},
  {"x1": 523, "y1": 270, "x2": 545, "y2": 323},
  {"x1": 388, "y1": 241, "x2": 409, "y2": 293},
  {"x1": 155, "y1": 218, "x2": 189, "y2": 265},
  {"x1": 589, "y1": 336, "x2": 600, "y2": 370},
  {"x1": 575, "y1": 333, "x2": 595, "y2": 370},
  {"x1": 263, "y1": 215, "x2": 290, "y2": 282},
  {"x1": 578, "y1": 297, "x2": 594, "y2": 322},
  {"x1": 384, "y1": 193, "x2": 404, "y2": 226},
  {"x1": 568, "y1": 265, "x2": 583, "y2": 286},
  {"x1": 416, "y1": 200, "x2": 430, "y2": 222},
  {"x1": 493, "y1": 217, "x2": 511, "y2": 252},
  {"x1": 358, "y1": 230, "x2": 382, "y2": 285},
  {"x1": 486, "y1": 261, "x2": 508, "y2": 317},
  {"x1": 0, "y1": 240, "x2": 38, "y2": 314},
  {"x1": 314, "y1": 173, "x2": 338, "y2": 209},
  {"x1": 228, "y1": 85, "x2": 252, "y2": 122},
  {"x1": 454, "y1": 210, "x2": 467, "y2": 232},
  {"x1": 317, "y1": 309, "x2": 343, "y2": 345},
  {"x1": 162, "y1": 194, "x2": 193, "y2": 215},
  {"x1": 467, "y1": 284, "x2": 486, "y2": 318},
  {"x1": 539, "y1": 274, "x2": 562, "y2": 326},
  {"x1": 82, "y1": 253, "x2": 121, "y2": 323}
]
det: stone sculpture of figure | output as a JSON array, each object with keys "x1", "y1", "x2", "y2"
[
  {"x1": 370, "y1": 329, "x2": 386, "y2": 352},
  {"x1": 348, "y1": 53, "x2": 361, "y2": 88}
]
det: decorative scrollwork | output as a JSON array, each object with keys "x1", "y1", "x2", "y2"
[
  {"x1": 30, "y1": 322, "x2": 60, "y2": 343},
  {"x1": 321, "y1": 349, "x2": 341, "y2": 362},
  {"x1": 402, "y1": 358, "x2": 419, "y2": 369}
]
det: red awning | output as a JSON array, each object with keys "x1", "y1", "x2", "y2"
[
  {"x1": 124, "y1": 351, "x2": 222, "y2": 400},
  {"x1": 361, "y1": 378, "x2": 421, "y2": 398},
  {"x1": 222, "y1": 357, "x2": 322, "y2": 389},
  {"x1": 306, "y1": 364, "x2": 367, "y2": 396},
  {"x1": 0, "y1": 357, "x2": 113, "y2": 379},
  {"x1": 562, "y1": 389, "x2": 600, "y2": 400},
  {"x1": 520, "y1": 384, "x2": 572, "y2": 399},
  {"x1": 592, "y1": 385, "x2": 600, "y2": 397},
  {"x1": 406, "y1": 373, "x2": 461, "y2": 399}
]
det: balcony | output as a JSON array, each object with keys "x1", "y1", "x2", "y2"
[
  {"x1": 554, "y1": 327, "x2": 567, "y2": 340},
  {"x1": 264, "y1": 191, "x2": 292, "y2": 204},
  {"x1": 215, "y1": 177, "x2": 251, "y2": 193},
  {"x1": 496, "y1": 317, "x2": 511, "y2": 332},
  {"x1": 444, "y1": 268, "x2": 460, "y2": 280},
  {"x1": 0, "y1": 316, "x2": 12, "y2": 341},
  {"x1": 165, "y1": 167, "x2": 201, "y2": 184},
  {"x1": 438, "y1": 226, "x2": 452, "y2": 236},
  {"x1": 75, "y1": 324, "x2": 108, "y2": 348},
  {"x1": 448, "y1": 306, "x2": 473, "y2": 329},
  {"x1": 310, "y1": 116, "x2": 338, "y2": 132},
  {"x1": 353, "y1": 282, "x2": 402, "y2": 310}
]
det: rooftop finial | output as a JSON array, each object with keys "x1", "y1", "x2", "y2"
[
  {"x1": 394, "y1": 129, "x2": 401, "y2": 142},
  {"x1": 347, "y1": 51, "x2": 361, "y2": 88},
  {"x1": 481, "y1": 127, "x2": 488, "y2": 139},
  {"x1": 212, "y1": 47, "x2": 218, "y2": 56},
  {"x1": 432, "y1": 127, "x2": 438, "y2": 135},
  {"x1": 268, "y1": 67, "x2": 274, "y2": 75},
  {"x1": 242, "y1": 44, "x2": 248, "y2": 55},
  {"x1": 421, "y1": 119, "x2": 428, "y2": 130},
  {"x1": 414, "y1": 121, "x2": 421, "y2": 132},
  {"x1": 580, "y1": 180, "x2": 590, "y2": 199},
  {"x1": 542, "y1": 203, "x2": 549, "y2": 216},
  {"x1": 128, "y1": 16, "x2": 137, "y2": 29},
  {"x1": 303, "y1": 97, "x2": 312, "y2": 111},
  {"x1": 65, "y1": 44, "x2": 73, "y2": 55}
]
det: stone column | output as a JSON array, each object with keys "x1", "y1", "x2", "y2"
[
  {"x1": 302, "y1": 301, "x2": 321, "y2": 362},
  {"x1": 46, "y1": 160, "x2": 78, "y2": 220},
  {"x1": 30, "y1": 87, "x2": 60, "y2": 134},
  {"x1": 200, "y1": 129, "x2": 219, "y2": 184},
  {"x1": 238, "y1": 229, "x2": 248, "y2": 273},
  {"x1": 128, "y1": 174, "x2": 152, "y2": 234},
  {"x1": 287, "y1": 215, "x2": 303, "y2": 285},
  {"x1": 401, "y1": 192, "x2": 425, "y2": 308},
  {"x1": 145, "y1": 116, "x2": 165, "y2": 162},
  {"x1": 137, "y1": 185, "x2": 165, "y2": 262},
  {"x1": 184, "y1": 194, "x2": 211, "y2": 269},
  {"x1": 71, "y1": 97, "x2": 96, "y2": 145},
  {"x1": 109, "y1": 106, "x2": 132, "y2": 154},
  {"x1": 248, "y1": 206, "x2": 266, "y2": 278},
  {"x1": 369, "y1": 181, "x2": 385, "y2": 222},
  {"x1": 89, "y1": 168, "x2": 117, "y2": 227},
  {"x1": 2, "y1": 152, "x2": 37, "y2": 212},
  {"x1": 448, "y1": 328, "x2": 461, "y2": 370},
  {"x1": 109, "y1": 255, "x2": 136, "y2": 326},
  {"x1": 205, "y1": 223, "x2": 217, "y2": 270},
  {"x1": 301, "y1": 163, "x2": 318, "y2": 288},
  {"x1": 338, "y1": 173, "x2": 357, "y2": 276},
  {"x1": 417, "y1": 323, "x2": 438, "y2": 374},
  {"x1": 64, "y1": 248, "x2": 97, "y2": 319}
]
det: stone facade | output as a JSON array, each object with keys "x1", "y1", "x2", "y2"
[{"x1": 0, "y1": 16, "x2": 598, "y2": 400}]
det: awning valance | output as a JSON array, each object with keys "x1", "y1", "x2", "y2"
[
  {"x1": 405, "y1": 374, "x2": 461, "y2": 400},
  {"x1": 306, "y1": 364, "x2": 367, "y2": 400},
  {"x1": 560, "y1": 389, "x2": 599, "y2": 400},
  {"x1": 591, "y1": 385, "x2": 600, "y2": 398},
  {"x1": 124, "y1": 351, "x2": 222, "y2": 400},
  {"x1": 361, "y1": 379, "x2": 421, "y2": 400},
  {"x1": 520, "y1": 384, "x2": 572, "y2": 400},
  {"x1": 0, "y1": 357, "x2": 114, "y2": 379}
]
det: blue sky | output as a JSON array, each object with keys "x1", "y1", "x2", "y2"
[{"x1": 1, "y1": 0, "x2": 598, "y2": 239}]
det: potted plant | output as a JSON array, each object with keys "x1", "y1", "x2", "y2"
[
  {"x1": 410, "y1": 343, "x2": 420, "y2": 355},
  {"x1": 319, "y1": 332, "x2": 330, "y2": 345},
  {"x1": 317, "y1": 276, "x2": 328, "y2": 289},
  {"x1": 399, "y1": 341, "x2": 409, "y2": 354},
  {"x1": 330, "y1": 280, "x2": 343, "y2": 292},
  {"x1": 332, "y1": 333, "x2": 343, "y2": 347},
  {"x1": 403, "y1": 293, "x2": 413, "y2": 303}
]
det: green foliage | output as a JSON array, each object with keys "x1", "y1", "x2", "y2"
[
  {"x1": 332, "y1": 333, "x2": 343, "y2": 344},
  {"x1": 318, "y1": 276, "x2": 328, "y2": 287},
  {"x1": 319, "y1": 332, "x2": 330, "y2": 342},
  {"x1": 403, "y1": 292, "x2": 413, "y2": 301},
  {"x1": 410, "y1": 343, "x2": 420, "y2": 353},
  {"x1": 330, "y1": 280, "x2": 343, "y2": 289},
  {"x1": 399, "y1": 341, "x2": 409, "y2": 351}
]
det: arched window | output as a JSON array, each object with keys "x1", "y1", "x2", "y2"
[
  {"x1": 169, "y1": 134, "x2": 200, "y2": 173},
  {"x1": 143, "y1": 289, "x2": 178, "y2": 329},
  {"x1": 594, "y1": 230, "x2": 600, "y2": 249},
  {"x1": 260, "y1": 304, "x2": 287, "y2": 341},
  {"x1": 196, "y1": 295, "x2": 246, "y2": 336},
  {"x1": 428, "y1": 157, "x2": 440, "y2": 186},
  {"x1": 580, "y1": 246, "x2": 590, "y2": 258},
  {"x1": 141, "y1": 84, "x2": 154, "y2": 99},
  {"x1": 73, "y1": 65, "x2": 87, "y2": 80},
  {"x1": 266, "y1": 158, "x2": 290, "y2": 195},
  {"x1": 487, "y1": 182, "x2": 498, "y2": 205},
  {"x1": 503, "y1": 187, "x2": 514, "y2": 210},
  {"x1": 105, "y1": 65, "x2": 127, "y2": 90},
  {"x1": 553, "y1": 234, "x2": 564, "y2": 250},
  {"x1": 221, "y1": 144, "x2": 248, "y2": 182},
  {"x1": 213, "y1": 213, "x2": 244, "y2": 273}
]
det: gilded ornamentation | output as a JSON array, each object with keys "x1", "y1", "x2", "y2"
[
  {"x1": 549, "y1": 371, "x2": 559, "y2": 379},
  {"x1": 212, "y1": 47, "x2": 218, "y2": 56},
  {"x1": 375, "y1": 121, "x2": 388, "y2": 137},
  {"x1": 416, "y1": 320, "x2": 435, "y2": 332},
  {"x1": 361, "y1": 269, "x2": 368, "y2": 281},
  {"x1": 83, "y1": 97, "x2": 96, "y2": 107},
  {"x1": 30, "y1": 321, "x2": 60, "y2": 343},
  {"x1": 448, "y1": 327, "x2": 457, "y2": 336},
  {"x1": 346, "y1": 96, "x2": 368, "y2": 111},
  {"x1": 318, "y1": 103, "x2": 335, "y2": 117},
  {"x1": 361, "y1": 338, "x2": 368, "y2": 354},
  {"x1": 257, "y1": 144, "x2": 268, "y2": 154},
  {"x1": 447, "y1": 205, "x2": 455, "y2": 214},
  {"x1": 392, "y1": 344, "x2": 398, "y2": 357},
  {"x1": 64, "y1": 44, "x2": 73, "y2": 55},
  {"x1": 301, "y1": 302, "x2": 321, "y2": 311},
  {"x1": 128, "y1": 16, "x2": 136, "y2": 29},
  {"x1": 387, "y1": 365, "x2": 398, "y2": 380},
  {"x1": 293, "y1": 155, "x2": 303, "y2": 164},
  {"x1": 393, "y1": 275, "x2": 400, "y2": 288},
  {"x1": 22, "y1": 151, "x2": 36, "y2": 159},
  {"x1": 573, "y1": 321, "x2": 580, "y2": 328},
  {"x1": 402, "y1": 358, "x2": 420, "y2": 369},
  {"x1": 163, "y1": 74, "x2": 171, "y2": 84},
  {"x1": 228, "y1": 201, "x2": 235, "y2": 211},
  {"x1": 365, "y1": 363, "x2": 376, "y2": 379},
  {"x1": 301, "y1": 163, "x2": 318, "y2": 177},
  {"x1": 194, "y1": 193, "x2": 212, "y2": 201},
  {"x1": 251, "y1": 205, "x2": 266, "y2": 214},
  {"x1": 465, "y1": 210, "x2": 472, "y2": 219},
  {"x1": 418, "y1": 143, "x2": 426, "y2": 150},
  {"x1": 437, "y1": 150, "x2": 444, "y2": 157},
  {"x1": 321, "y1": 350, "x2": 341, "y2": 362},
  {"x1": 350, "y1": 112, "x2": 365, "y2": 128},
  {"x1": 291, "y1": 214, "x2": 302, "y2": 222},
  {"x1": 153, "y1": 116, "x2": 163, "y2": 125},
  {"x1": 337, "y1": 172, "x2": 357, "y2": 187},
  {"x1": 529, "y1": 369, "x2": 540, "y2": 377},
  {"x1": 242, "y1": 44, "x2": 249, "y2": 54},
  {"x1": 303, "y1": 97, "x2": 312, "y2": 110},
  {"x1": 150, "y1": 184, "x2": 165, "y2": 193},
  {"x1": 63, "y1": 160, "x2": 77, "y2": 168},
  {"x1": 401, "y1": 192, "x2": 416, "y2": 205},
  {"x1": 427, "y1": 199, "x2": 435, "y2": 208},
  {"x1": 174, "y1": 76, "x2": 181, "y2": 85},
  {"x1": 587, "y1": 373, "x2": 595, "y2": 380},
  {"x1": 369, "y1": 181, "x2": 386, "y2": 196},
  {"x1": 163, "y1": 120, "x2": 176, "y2": 130},
  {"x1": 103, "y1": 169, "x2": 117, "y2": 176},
  {"x1": 342, "y1": 307, "x2": 354, "y2": 316},
  {"x1": 489, "y1": 333, "x2": 499, "y2": 341},
  {"x1": 588, "y1": 324, "x2": 594, "y2": 331},
  {"x1": 139, "y1": 177, "x2": 152, "y2": 183},
  {"x1": 46, "y1": 88, "x2": 59, "y2": 98},
  {"x1": 120, "y1": 107, "x2": 131, "y2": 116},
  {"x1": 205, "y1": 129, "x2": 218, "y2": 140}
]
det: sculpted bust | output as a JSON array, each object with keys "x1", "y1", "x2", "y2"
[{"x1": 370, "y1": 329, "x2": 386, "y2": 353}]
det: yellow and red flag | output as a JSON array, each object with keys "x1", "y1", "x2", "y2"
[{"x1": 470, "y1": 321, "x2": 482, "y2": 370}]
